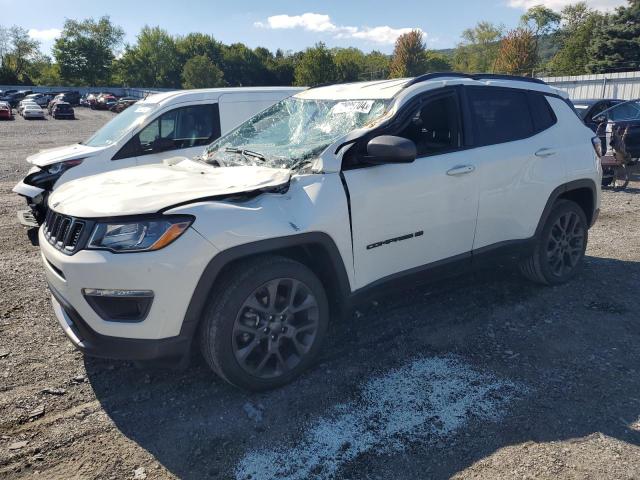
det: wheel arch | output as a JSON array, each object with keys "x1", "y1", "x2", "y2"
[
  {"x1": 535, "y1": 179, "x2": 598, "y2": 237},
  {"x1": 179, "y1": 232, "x2": 352, "y2": 342}
]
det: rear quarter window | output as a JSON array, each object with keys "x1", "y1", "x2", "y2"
[{"x1": 527, "y1": 92, "x2": 557, "y2": 132}]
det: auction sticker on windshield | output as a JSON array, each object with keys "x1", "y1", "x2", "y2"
[{"x1": 330, "y1": 100, "x2": 375, "y2": 115}]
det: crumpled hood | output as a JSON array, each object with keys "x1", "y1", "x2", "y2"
[
  {"x1": 27, "y1": 143, "x2": 106, "y2": 167},
  {"x1": 48, "y1": 158, "x2": 291, "y2": 218}
]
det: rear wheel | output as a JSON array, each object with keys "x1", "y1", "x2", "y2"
[
  {"x1": 520, "y1": 200, "x2": 588, "y2": 285},
  {"x1": 199, "y1": 255, "x2": 329, "y2": 391}
]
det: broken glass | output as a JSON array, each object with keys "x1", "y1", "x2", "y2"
[{"x1": 203, "y1": 97, "x2": 390, "y2": 170}]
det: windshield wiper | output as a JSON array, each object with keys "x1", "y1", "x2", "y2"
[{"x1": 225, "y1": 147, "x2": 267, "y2": 162}]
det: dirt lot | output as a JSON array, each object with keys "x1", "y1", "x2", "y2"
[{"x1": 1, "y1": 110, "x2": 640, "y2": 480}]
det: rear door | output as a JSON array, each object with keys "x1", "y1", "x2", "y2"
[
  {"x1": 466, "y1": 87, "x2": 566, "y2": 251},
  {"x1": 343, "y1": 88, "x2": 480, "y2": 289}
]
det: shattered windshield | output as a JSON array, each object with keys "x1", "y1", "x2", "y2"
[
  {"x1": 203, "y1": 97, "x2": 389, "y2": 169},
  {"x1": 83, "y1": 103, "x2": 154, "y2": 147}
]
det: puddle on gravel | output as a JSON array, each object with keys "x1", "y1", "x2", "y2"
[{"x1": 235, "y1": 355, "x2": 524, "y2": 480}]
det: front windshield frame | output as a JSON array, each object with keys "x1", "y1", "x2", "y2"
[
  {"x1": 82, "y1": 102, "x2": 157, "y2": 148},
  {"x1": 203, "y1": 96, "x2": 390, "y2": 170}
]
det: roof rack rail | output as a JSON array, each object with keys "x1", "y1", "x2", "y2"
[{"x1": 402, "y1": 72, "x2": 546, "y2": 89}]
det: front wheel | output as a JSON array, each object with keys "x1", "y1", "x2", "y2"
[
  {"x1": 199, "y1": 255, "x2": 329, "y2": 391},
  {"x1": 520, "y1": 199, "x2": 588, "y2": 285}
]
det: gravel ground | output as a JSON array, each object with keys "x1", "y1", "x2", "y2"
[{"x1": 1, "y1": 110, "x2": 639, "y2": 480}]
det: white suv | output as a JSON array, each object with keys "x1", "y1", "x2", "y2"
[{"x1": 39, "y1": 74, "x2": 601, "y2": 390}]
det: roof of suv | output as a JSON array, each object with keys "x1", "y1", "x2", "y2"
[
  {"x1": 296, "y1": 74, "x2": 565, "y2": 101},
  {"x1": 140, "y1": 87, "x2": 306, "y2": 106}
]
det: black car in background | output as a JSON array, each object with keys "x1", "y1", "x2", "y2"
[
  {"x1": 572, "y1": 98, "x2": 624, "y2": 132},
  {"x1": 50, "y1": 101, "x2": 75, "y2": 119},
  {"x1": 0, "y1": 91, "x2": 27, "y2": 108}
]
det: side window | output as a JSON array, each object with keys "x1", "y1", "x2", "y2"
[
  {"x1": 173, "y1": 104, "x2": 219, "y2": 148},
  {"x1": 528, "y1": 92, "x2": 557, "y2": 132},
  {"x1": 137, "y1": 109, "x2": 177, "y2": 154},
  {"x1": 397, "y1": 93, "x2": 461, "y2": 157},
  {"x1": 468, "y1": 87, "x2": 534, "y2": 147},
  {"x1": 608, "y1": 102, "x2": 640, "y2": 121},
  {"x1": 113, "y1": 103, "x2": 221, "y2": 160}
]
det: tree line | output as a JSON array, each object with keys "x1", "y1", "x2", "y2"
[{"x1": 1, "y1": 0, "x2": 638, "y2": 88}]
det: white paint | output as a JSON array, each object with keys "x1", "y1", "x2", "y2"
[{"x1": 236, "y1": 356, "x2": 523, "y2": 480}]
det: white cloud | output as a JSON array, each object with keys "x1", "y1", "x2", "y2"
[
  {"x1": 254, "y1": 13, "x2": 424, "y2": 45},
  {"x1": 27, "y1": 28, "x2": 61, "y2": 42},
  {"x1": 507, "y1": 0, "x2": 625, "y2": 11}
]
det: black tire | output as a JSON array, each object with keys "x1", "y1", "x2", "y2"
[
  {"x1": 520, "y1": 199, "x2": 588, "y2": 285},
  {"x1": 199, "y1": 255, "x2": 329, "y2": 391}
]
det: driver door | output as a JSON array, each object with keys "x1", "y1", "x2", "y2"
[{"x1": 342, "y1": 89, "x2": 479, "y2": 290}]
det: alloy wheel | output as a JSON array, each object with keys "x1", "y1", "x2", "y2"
[
  {"x1": 232, "y1": 278, "x2": 319, "y2": 379},
  {"x1": 545, "y1": 211, "x2": 585, "y2": 278}
]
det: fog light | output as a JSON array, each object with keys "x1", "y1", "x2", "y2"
[{"x1": 82, "y1": 289, "x2": 154, "y2": 322}]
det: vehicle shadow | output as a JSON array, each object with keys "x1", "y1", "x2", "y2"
[{"x1": 86, "y1": 255, "x2": 640, "y2": 479}]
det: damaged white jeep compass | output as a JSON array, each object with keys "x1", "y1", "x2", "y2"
[{"x1": 40, "y1": 74, "x2": 601, "y2": 390}]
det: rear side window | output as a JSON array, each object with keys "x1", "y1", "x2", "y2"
[
  {"x1": 467, "y1": 87, "x2": 534, "y2": 146},
  {"x1": 528, "y1": 93, "x2": 557, "y2": 132}
]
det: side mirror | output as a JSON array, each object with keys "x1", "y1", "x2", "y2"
[
  {"x1": 365, "y1": 135, "x2": 417, "y2": 165},
  {"x1": 593, "y1": 114, "x2": 606, "y2": 124}
]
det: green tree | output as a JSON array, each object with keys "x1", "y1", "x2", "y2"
[
  {"x1": 220, "y1": 43, "x2": 268, "y2": 86},
  {"x1": 494, "y1": 27, "x2": 538, "y2": 75},
  {"x1": 588, "y1": 0, "x2": 640, "y2": 73},
  {"x1": 423, "y1": 51, "x2": 452, "y2": 72},
  {"x1": 0, "y1": 26, "x2": 41, "y2": 84},
  {"x1": 115, "y1": 26, "x2": 181, "y2": 88},
  {"x1": 176, "y1": 32, "x2": 223, "y2": 66},
  {"x1": 361, "y1": 50, "x2": 390, "y2": 80},
  {"x1": 53, "y1": 16, "x2": 124, "y2": 86},
  {"x1": 334, "y1": 48, "x2": 365, "y2": 82},
  {"x1": 453, "y1": 21, "x2": 503, "y2": 73},
  {"x1": 181, "y1": 54, "x2": 225, "y2": 88},
  {"x1": 389, "y1": 30, "x2": 427, "y2": 78},
  {"x1": 520, "y1": 5, "x2": 561, "y2": 71},
  {"x1": 547, "y1": 3, "x2": 605, "y2": 75},
  {"x1": 294, "y1": 43, "x2": 336, "y2": 86}
]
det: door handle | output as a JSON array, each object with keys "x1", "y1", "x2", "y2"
[
  {"x1": 535, "y1": 148, "x2": 557, "y2": 158},
  {"x1": 446, "y1": 165, "x2": 475, "y2": 176}
]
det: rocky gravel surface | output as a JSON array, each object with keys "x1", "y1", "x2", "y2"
[{"x1": 1, "y1": 110, "x2": 639, "y2": 479}]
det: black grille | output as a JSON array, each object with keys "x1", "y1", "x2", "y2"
[{"x1": 43, "y1": 210, "x2": 86, "y2": 254}]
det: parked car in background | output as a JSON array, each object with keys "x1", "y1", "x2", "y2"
[
  {"x1": 1, "y1": 91, "x2": 26, "y2": 108},
  {"x1": 14, "y1": 86, "x2": 305, "y2": 226},
  {"x1": 79, "y1": 94, "x2": 94, "y2": 107},
  {"x1": 572, "y1": 99, "x2": 624, "y2": 133},
  {"x1": 51, "y1": 101, "x2": 75, "y2": 119},
  {"x1": 17, "y1": 99, "x2": 39, "y2": 115},
  {"x1": 0, "y1": 89, "x2": 17, "y2": 97},
  {"x1": 0, "y1": 101, "x2": 13, "y2": 119},
  {"x1": 110, "y1": 97, "x2": 138, "y2": 113},
  {"x1": 23, "y1": 93, "x2": 50, "y2": 107},
  {"x1": 21, "y1": 104, "x2": 45, "y2": 119},
  {"x1": 94, "y1": 94, "x2": 118, "y2": 110},
  {"x1": 38, "y1": 74, "x2": 601, "y2": 390}
]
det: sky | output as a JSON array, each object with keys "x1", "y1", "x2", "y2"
[{"x1": 0, "y1": 0, "x2": 628, "y2": 56}]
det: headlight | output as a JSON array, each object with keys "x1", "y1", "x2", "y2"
[
  {"x1": 87, "y1": 216, "x2": 193, "y2": 253},
  {"x1": 24, "y1": 159, "x2": 85, "y2": 189},
  {"x1": 47, "y1": 158, "x2": 84, "y2": 175}
]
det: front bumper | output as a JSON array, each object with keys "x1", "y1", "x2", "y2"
[
  {"x1": 49, "y1": 284, "x2": 190, "y2": 360},
  {"x1": 40, "y1": 225, "x2": 218, "y2": 359}
]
